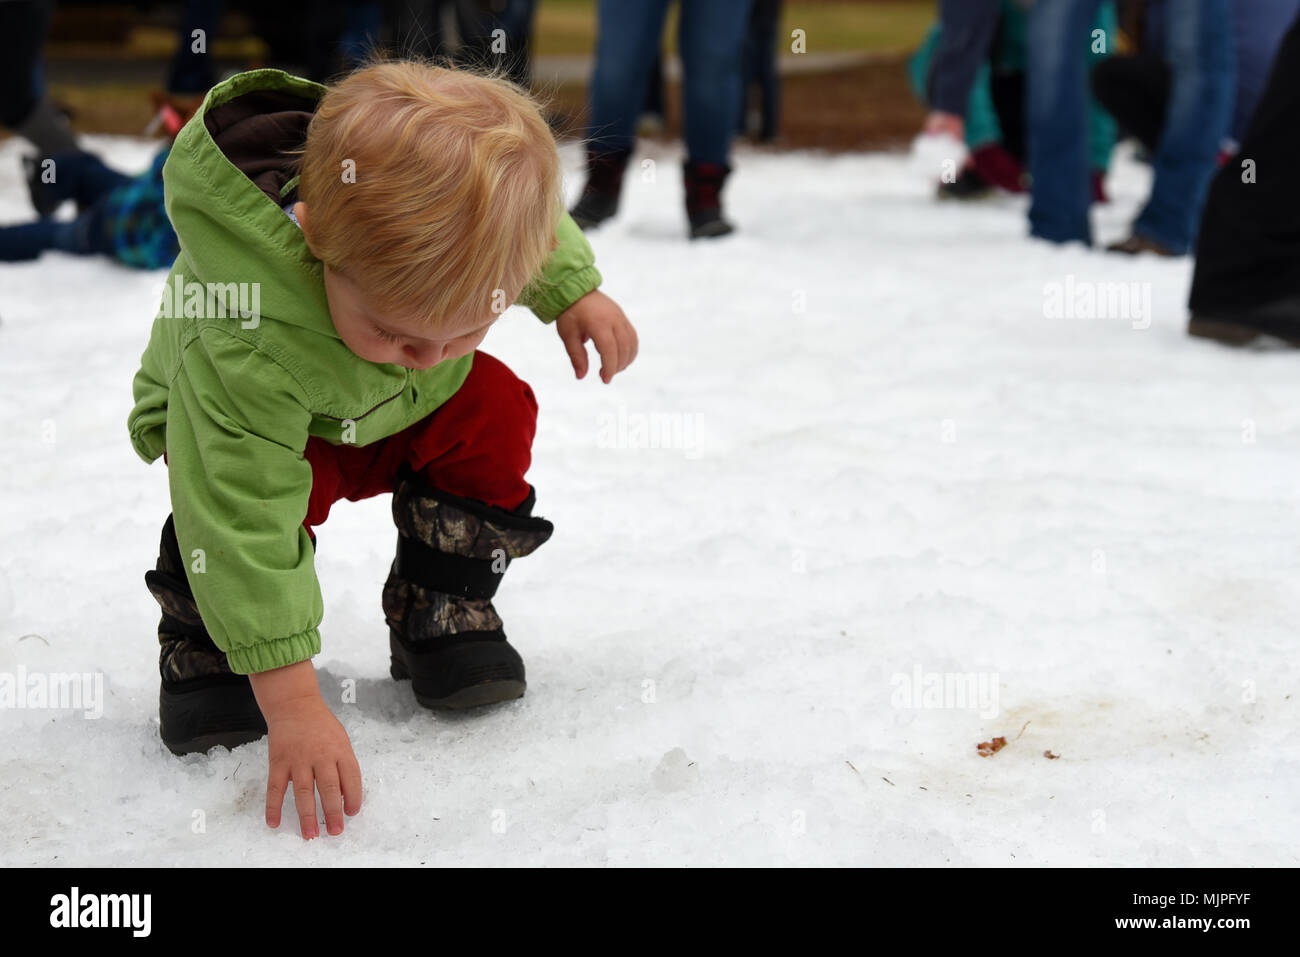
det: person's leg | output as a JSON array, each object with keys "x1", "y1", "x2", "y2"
[
  {"x1": 302, "y1": 351, "x2": 539, "y2": 531},
  {"x1": 37, "y1": 150, "x2": 130, "y2": 209},
  {"x1": 570, "y1": 0, "x2": 671, "y2": 228},
  {"x1": 1131, "y1": 0, "x2": 1234, "y2": 254},
  {"x1": 1090, "y1": 54, "x2": 1170, "y2": 154},
  {"x1": 586, "y1": 0, "x2": 672, "y2": 156},
  {"x1": 0, "y1": 218, "x2": 79, "y2": 261},
  {"x1": 677, "y1": 0, "x2": 754, "y2": 166},
  {"x1": 1188, "y1": 10, "x2": 1300, "y2": 330},
  {"x1": 301, "y1": 351, "x2": 553, "y2": 709},
  {"x1": 0, "y1": 0, "x2": 78, "y2": 155},
  {"x1": 1026, "y1": 0, "x2": 1104, "y2": 244}
]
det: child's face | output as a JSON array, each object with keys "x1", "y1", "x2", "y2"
[
  {"x1": 295, "y1": 201, "x2": 494, "y2": 369},
  {"x1": 321, "y1": 265, "x2": 494, "y2": 369}
]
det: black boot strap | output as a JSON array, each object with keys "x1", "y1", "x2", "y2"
[{"x1": 395, "y1": 536, "x2": 507, "y2": 600}]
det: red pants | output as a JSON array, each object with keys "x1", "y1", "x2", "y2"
[{"x1": 302, "y1": 351, "x2": 538, "y2": 531}]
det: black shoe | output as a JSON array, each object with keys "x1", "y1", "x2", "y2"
[
  {"x1": 937, "y1": 166, "x2": 994, "y2": 202},
  {"x1": 384, "y1": 472, "x2": 553, "y2": 709},
  {"x1": 570, "y1": 147, "x2": 631, "y2": 230},
  {"x1": 1107, "y1": 233, "x2": 1177, "y2": 257},
  {"x1": 1188, "y1": 297, "x2": 1300, "y2": 347},
  {"x1": 684, "y1": 160, "x2": 735, "y2": 238},
  {"x1": 147, "y1": 515, "x2": 266, "y2": 755}
]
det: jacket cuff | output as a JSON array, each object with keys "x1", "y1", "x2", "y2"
[
  {"x1": 528, "y1": 265, "x2": 603, "y2": 324},
  {"x1": 225, "y1": 627, "x2": 321, "y2": 675}
]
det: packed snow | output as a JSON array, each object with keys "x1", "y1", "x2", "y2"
[{"x1": 1, "y1": 134, "x2": 1297, "y2": 866}]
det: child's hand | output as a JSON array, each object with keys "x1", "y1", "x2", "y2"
[
  {"x1": 249, "y1": 661, "x2": 362, "y2": 840},
  {"x1": 556, "y1": 289, "x2": 638, "y2": 384}
]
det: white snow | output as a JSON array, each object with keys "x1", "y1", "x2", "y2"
[{"x1": 1, "y1": 134, "x2": 1297, "y2": 866}]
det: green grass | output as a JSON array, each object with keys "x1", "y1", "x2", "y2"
[{"x1": 533, "y1": 0, "x2": 934, "y2": 57}]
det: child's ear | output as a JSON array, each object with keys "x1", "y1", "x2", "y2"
[{"x1": 294, "y1": 202, "x2": 319, "y2": 258}]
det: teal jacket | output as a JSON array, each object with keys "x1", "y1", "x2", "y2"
[{"x1": 127, "y1": 69, "x2": 601, "y2": 674}]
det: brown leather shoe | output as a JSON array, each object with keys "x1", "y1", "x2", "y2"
[{"x1": 1106, "y1": 234, "x2": 1177, "y2": 257}]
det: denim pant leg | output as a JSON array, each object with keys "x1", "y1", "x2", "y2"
[
  {"x1": 40, "y1": 150, "x2": 131, "y2": 208},
  {"x1": 0, "y1": 212, "x2": 94, "y2": 261},
  {"x1": 1027, "y1": 0, "x2": 1104, "y2": 244},
  {"x1": 678, "y1": 0, "x2": 754, "y2": 165},
  {"x1": 587, "y1": 0, "x2": 673, "y2": 155},
  {"x1": 1133, "y1": 0, "x2": 1235, "y2": 254}
]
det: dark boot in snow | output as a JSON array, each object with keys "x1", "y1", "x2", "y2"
[
  {"x1": 22, "y1": 154, "x2": 62, "y2": 218},
  {"x1": 569, "y1": 146, "x2": 631, "y2": 230},
  {"x1": 385, "y1": 470, "x2": 553, "y2": 709},
  {"x1": 147, "y1": 514, "x2": 266, "y2": 755},
  {"x1": 1188, "y1": 297, "x2": 1300, "y2": 347},
  {"x1": 684, "y1": 160, "x2": 735, "y2": 238}
]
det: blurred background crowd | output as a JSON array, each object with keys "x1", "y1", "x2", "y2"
[{"x1": 2, "y1": 0, "x2": 1299, "y2": 344}]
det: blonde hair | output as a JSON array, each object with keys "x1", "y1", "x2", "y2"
[{"x1": 296, "y1": 60, "x2": 561, "y2": 330}]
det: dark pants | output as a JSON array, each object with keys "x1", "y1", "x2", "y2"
[
  {"x1": 739, "y1": 0, "x2": 781, "y2": 140},
  {"x1": 587, "y1": 0, "x2": 754, "y2": 164},
  {"x1": 1028, "y1": 0, "x2": 1233, "y2": 250},
  {"x1": 0, "y1": 0, "x2": 53, "y2": 127},
  {"x1": 1189, "y1": 12, "x2": 1300, "y2": 314},
  {"x1": 301, "y1": 351, "x2": 538, "y2": 530},
  {"x1": 1091, "y1": 53, "x2": 1171, "y2": 155},
  {"x1": 0, "y1": 152, "x2": 126, "y2": 261}
]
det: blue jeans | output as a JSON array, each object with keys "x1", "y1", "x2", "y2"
[
  {"x1": 1028, "y1": 0, "x2": 1234, "y2": 249},
  {"x1": 588, "y1": 0, "x2": 754, "y2": 164},
  {"x1": 0, "y1": 151, "x2": 126, "y2": 261}
]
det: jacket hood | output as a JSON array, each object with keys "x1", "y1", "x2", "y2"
[{"x1": 163, "y1": 69, "x2": 333, "y2": 335}]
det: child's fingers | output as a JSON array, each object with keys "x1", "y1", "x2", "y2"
[
  {"x1": 316, "y1": 764, "x2": 345, "y2": 836},
  {"x1": 340, "y1": 757, "x2": 363, "y2": 816},
  {"x1": 291, "y1": 766, "x2": 319, "y2": 839},
  {"x1": 265, "y1": 761, "x2": 290, "y2": 828},
  {"x1": 615, "y1": 322, "x2": 638, "y2": 373},
  {"x1": 559, "y1": 324, "x2": 588, "y2": 379},
  {"x1": 589, "y1": 325, "x2": 620, "y2": 383}
]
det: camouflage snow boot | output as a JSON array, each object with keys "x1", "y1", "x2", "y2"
[
  {"x1": 146, "y1": 514, "x2": 267, "y2": 755},
  {"x1": 384, "y1": 470, "x2": 554, "y2": 709}
]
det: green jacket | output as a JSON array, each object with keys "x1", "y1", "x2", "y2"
[{"x1": 127, "y1": 69, "x2": 601, "y2": 674}]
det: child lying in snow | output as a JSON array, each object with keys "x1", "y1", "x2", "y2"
[
  {"x1": 128, "y1": 62, "x2": 637, "y2": 839},
  {"x1": 0, "y1": 147, "x2": 178, "y2": 268}
]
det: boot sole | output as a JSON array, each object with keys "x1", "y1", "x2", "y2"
[
  {"x1": 389, "y1": 633, "x2": 525, "y2": 710},
  {"x1": 159, "y1": 677, "x2": 267, "y2": 756},
  {"x1": 1188, "y1": 317, "x2": 1300, "y2": 348}
]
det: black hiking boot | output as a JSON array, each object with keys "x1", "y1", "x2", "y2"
[
  {"x1": 147, "y1": 515, "x2": 266, "y2": 755},
  {"x1": 569, "y1": 147, "x2": 632, "y2": 230},
  {"x1": 684, "y1": 160, "x2": 735, "y2": 238},
  {"x1": 384, "y1": 470, "x2": 554, "y2": 710}
]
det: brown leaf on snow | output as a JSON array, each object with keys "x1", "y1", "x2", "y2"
[
  {"x1": 1044, "y1": 750, "x2": 1060, "y2": 760},
  {"x1": 976, "y1": 736, "x2": 1007, "y2": 757}
]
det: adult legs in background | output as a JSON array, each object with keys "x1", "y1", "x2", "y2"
[
  {"x1": 569, "y1": 0, "x2": 671, "y2": 229},
  {"x1": 1027, "y1": 0, "x2": 1103, "y2": 244},
  {"x1": 1188, "y1": 11, "x2": 1300, "y2": 343},
  {"x1": 1090, "y1": 54, "x2": 1170, "y2": 155},
  {"x1": 0, "y1": 0, "x2": 78, "y2": 155},
  {"x1": 1129, "y1": 0, "x2": 1234, "y2": 255},
  {"x1": 678, "y1": 0, "x2": 754, "y2": 236}
]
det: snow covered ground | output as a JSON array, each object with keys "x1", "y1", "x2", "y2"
[{"x1": 1, "y1": 134, "x2": 1297, "y2": 867}]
